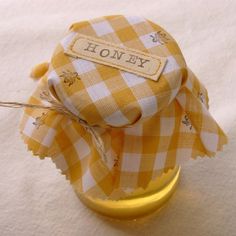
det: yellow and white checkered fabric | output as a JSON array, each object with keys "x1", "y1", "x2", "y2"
[{"x1": 19, "y1": 15, "x2": 228, "y2": 200}]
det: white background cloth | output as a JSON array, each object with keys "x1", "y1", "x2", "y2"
[{"x1": 0, "y1": 1, "x2": 235, "y2": 235}]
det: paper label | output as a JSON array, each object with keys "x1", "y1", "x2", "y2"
[{"x1": 65, "y1": 33, "x2": 167, "y2": 81}]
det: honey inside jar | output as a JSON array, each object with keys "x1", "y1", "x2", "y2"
[{"x1": 75, "y1": 166, "x2": 180, "y2": 219}]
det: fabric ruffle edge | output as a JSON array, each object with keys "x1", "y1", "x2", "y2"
[{"x1": 18, "y1": 71, "x2": 229, "y2": 200}]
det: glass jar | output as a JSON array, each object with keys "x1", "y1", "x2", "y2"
[{"x1": 74, "y1": 166, "x2": 180, "y2": 219}]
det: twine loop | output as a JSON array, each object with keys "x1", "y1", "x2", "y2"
[{"x1": 0, "y1": 89, "x2": 107, "y2": 163}]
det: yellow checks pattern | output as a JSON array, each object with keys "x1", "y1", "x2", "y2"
[{"x1": 19, "y1": 15, "x2": 228, "y2": 200}]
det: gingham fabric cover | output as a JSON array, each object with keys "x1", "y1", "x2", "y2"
[{"x1": 19, "y1": 15, "x2": 228, "y2": 200}]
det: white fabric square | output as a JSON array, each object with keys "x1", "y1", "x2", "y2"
[
  {"x1": 72, "y1": 58, "x2": 96, "y2": 75},
  {"x1": 121, "y1": 153, "x2": 141, "y2": 171},
  {"x1": 153, "y1": 152, "x2": 167, "y2": 170},
  {"x1": 120, "y1": 71, "x2": 145, "y2": 87},
  {"x1": 60, "y1": 31, "x2": 77, "y2": 50},
  {"x1": 162, "y1": 56, "x2": 180, "y2": 74},
  {"x1": 160, "y1": 117, "x2": 175, "y2": 136},
  {"x1": 125, "y1": 16, "x2": 145, "y2": 25},
  {"x1": 82, "y1": 168, "x2": 96, "y2": 192},
  {"x1": 91, "y1": 21, "x2": 114, "y2": 36},
  {"x1": 138, "y1": 96, "x2": 157, "y2": 118},
  {"x1": 53, "y1": 154, "x2": 68, "y2": 172},
  {"x1": 87, "y1": 81, "x2": 111, "y2": 101},
  {"x1": 104, "y1": 110, "x2": 129, "y2": 127},
  {"x1": 47, "y1": 70, "x2": 61, "y2": 86},
  {"x1": 74, "y1": 138, "x2": 90, "y2": 159},
  {"x1": 140, "y1": 32, "x2": 162, "y2": 49},
  {"x1": 23, "y1": 116, "x2": 37, "y2": 137},
  {"x1": 200, "y1": 131, "x2": 219, "y2": 152},
  {"x1": 42, "y1": 128, "x2": 56, "y2": 147}
]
